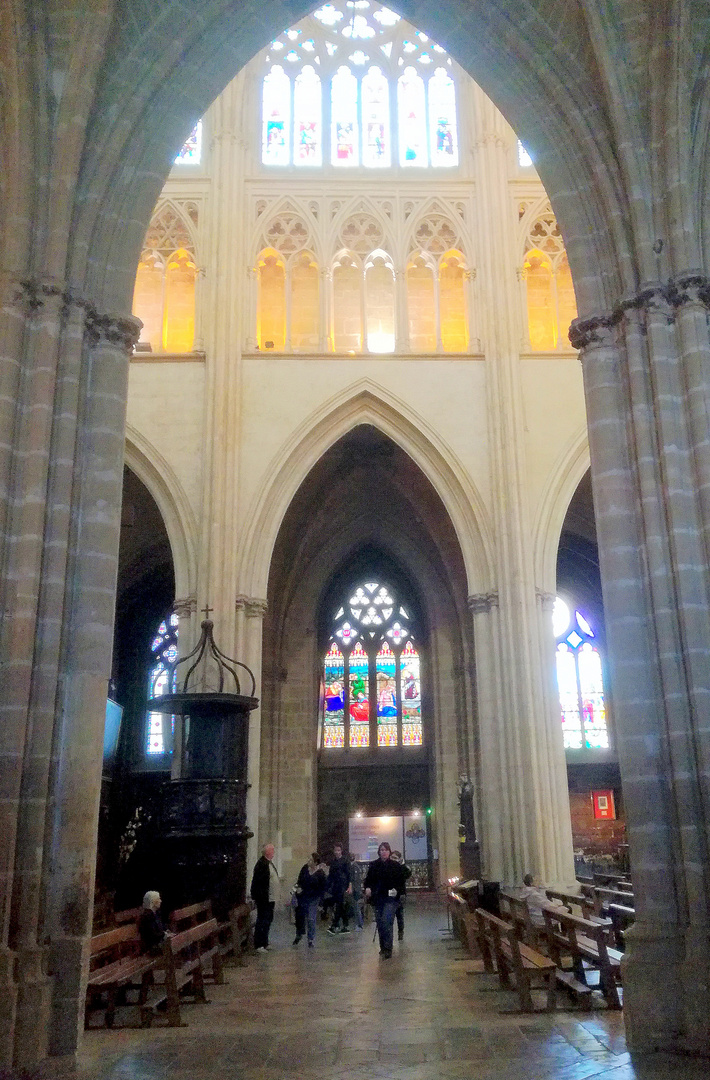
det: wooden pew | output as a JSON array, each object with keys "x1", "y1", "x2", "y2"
[
  {"x1": 169, "y1": 898, "x2": 240, "y2": 968},
  {"x1": 542, "y1": 904, "x2": 623, "y2": 1009},
  {"x1": 228, "y1": 902, "x2": 253, "y2": 964},
  {"x1": 86, "y1": 925, "x2": 156, "y2": 1028},
  {"x1": 499, "y1": 892, "x2": 593, "y2": 1005},
  {"x1": 593, "y1": 886, "x2": 634, "y2": 916},
  {"x1": 114, "y1": 906, "x2": 142, "y2": 926},
  {"x1": 608, "y1": 902, "x2": 635, "y2": 950},
  {"x1": 447, "y1": 889, "x2": 469, "y2": 943},
  {"x1": 474, "y1": 908, "x2": 557, "y2": 1012},
  {"x1": 140, "y1": 918, "x2": 224, "y2": 1027}
]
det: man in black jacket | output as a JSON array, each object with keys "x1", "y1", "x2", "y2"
[
  {"x1": 326, "y1": 843, "x2": 352, "y2": 934},
  {"x1": 250, "y1": 843, "x2": 279, "y2": 951},
  {"x1": 364, "y1": 842, "x2": 407, "y2": 958}
]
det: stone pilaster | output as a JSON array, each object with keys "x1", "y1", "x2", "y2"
[{"x1": 240, "y1": 598, "x2": 268, "y2": 870}]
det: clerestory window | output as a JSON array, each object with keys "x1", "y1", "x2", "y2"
[
  {"x1": 320, "y1": 580, "x2": 423, "y2": 749},
  {"x1": 261, "y1": 2, "x2": 458, "y2": 170}
]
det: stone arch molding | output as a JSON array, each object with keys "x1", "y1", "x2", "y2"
[
  {"x1": 124, "y1": 424, "x2": 199, "y2": 600},
  {"x1": 236, "y1": 381, "x2": 494, "y2": 598},
  {"x1": 532, "y1": 424, "x2": 590, "y2": 594}
]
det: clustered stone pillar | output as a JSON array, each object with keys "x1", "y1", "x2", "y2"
[
  {"x1": 0, "y1": 279, "x2": 139, "y2": 1069},
  {"x1": 469, "y1": 86, "x2": 575, "y2": 887},
  {"x1": 573, "y1": 278, "x2": 710, "y2": 1054}
]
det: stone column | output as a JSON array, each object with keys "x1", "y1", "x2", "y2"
[
  {"x1": 43, "y1": 310, "x2": 139, "y2": 1059},
  {"x1": 0, "y1": 273, "x2": 139, "y2": 1069},
  {"x1": 471, "y1": 87, "x2": 575, "y2": 886},
  {"x1": 572, "y1": 276, "x2": 710, "y2": 1054}
]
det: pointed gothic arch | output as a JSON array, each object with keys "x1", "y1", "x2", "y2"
[
  {"x1": 124, "y1": 425, "x2": 198, "y2": 600},
  {"x1": 236, "y1": 382, "x2": 494, "y2": 598}
]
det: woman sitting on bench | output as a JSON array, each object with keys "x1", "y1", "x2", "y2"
[{"x1": 139, "y1": 891, "x2": 169, "y2": 955}]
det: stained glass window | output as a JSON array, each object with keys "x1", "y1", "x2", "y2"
[
  {"x1": 428, "y1": 68, "x2": 458, "y2": 166},
  {"x1": 263, "y1": 66, "x2": 291, "y2": 165},
  {"x1": 146, "y1": 613, "x2": 179, "y2": 755},
  {"x1": 320, "y1": 579, "x2": 423, "y2": 750},
  {"x1": 362, "y1": 66, "x2": 390, "y2": 167},
  {"x1": 260, "y1": 2, "x2": 458, "y2": 170},
  {"x1": 553, "y1": 597, "x2": 609, "y2": 751},
  {"x1": 175, "y1": 121, "x2": 202, "y2": 165},
  {"x1": 376, "y1": 641, "x2": 398, "y2": 745},
  {"x1": 400, "y1": 641, "x2": 422, "y2": 745},
  {"x1": 323, "y1": 642, "x2": 345, "y2": 747},
  {"x1": 398, "y1": 67, "x2": 427, "y2": 166},
  {"x1": 294, "y1": 66, "x2": 323, "y2": 165},
  {"x1": 332, "y1": 66, "x2": 359, "y2": 165},
  {"x1": 349, "y1": 641, "x2": 370, "y2": 746}
]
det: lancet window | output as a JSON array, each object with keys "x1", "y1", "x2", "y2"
[
  {"x1": 260, "y1": 2, "x2": 458, "y2": 170},
  {"x1": 320, "y1": 581, "x2": 423, "y2": 750},
  {"x1": 522, "y1": 206, "x2": 577, "y2": 351},
  {"x1": 145, "y1": 613, "x2": 179, "y2": 755},
  {"x1": 553, "y1": 597, "x2": 609, "y2": 752},
  {"x1": 133, "y1": 202, "x2": 198, "y2": 353}
]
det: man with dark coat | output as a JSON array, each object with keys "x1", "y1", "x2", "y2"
[
  {"x1": 326, "y1": 843, "x2": 352, "y2": 934},
  {"x1": 250, "y1": 842, "x2": 280, "y2": 951},
  {"x1": 364, "y1": 842, "x2": 408, "y2": 958}
]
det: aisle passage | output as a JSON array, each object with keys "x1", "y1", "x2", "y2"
[{"x1": 79, "y1": 897, "x2": 705, "y2": 1080}]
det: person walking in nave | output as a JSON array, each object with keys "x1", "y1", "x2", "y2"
[
  {"x1": 326, "y1": 843, "x2": 352, "y2": 934},
  {"x1": 293, "y1": 852, "x2": 329, "y2": 948},
  {"x1": 251, "y1": 843, "x2": 280, "y2": 951},
  {"x1": 364, "y1": 842, "x2": 408, "y2": 958}
]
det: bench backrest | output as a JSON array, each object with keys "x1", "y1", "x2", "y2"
[
  {"x1": 167, "y1": 917, "x2": 220, "y2": 956},
  {"x1": 542, "y1": 903, "x2": 607, "y2": 942},
  {"x1": 114, "y1": 906, "x2": 142, "y2": 926},
  {"x1": 89, "y1": 924, "x2": 140, "y2": 968},
  {"x1": 169, "y1": 900, "x2": 213, "y2": 933},
  {"x1": 475, "y1": 907, "x2": 510, "y2": 933}
]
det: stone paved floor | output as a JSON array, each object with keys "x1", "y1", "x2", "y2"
[{"x1": 80, "y1": 896, "x2": 708, "y2": 1080}]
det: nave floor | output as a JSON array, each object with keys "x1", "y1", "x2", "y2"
[{"x1": 79, "y1": 897, "x2": 707, "y2": 1080}]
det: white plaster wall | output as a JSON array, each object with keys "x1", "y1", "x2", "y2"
[
  {"x1": 126, "y1": 362, "x2": 205, "y2": 526},
  {"x1": 520, "y1": 356, "x2": 587, "y2": 511}
]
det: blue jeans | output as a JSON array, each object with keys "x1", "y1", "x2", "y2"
[
  {"x1": 295, "y1": 898, "x2": 319, "y2": 943},
  {"x1": 375, "y1": 899, "x2": 398, "y2": 954}
]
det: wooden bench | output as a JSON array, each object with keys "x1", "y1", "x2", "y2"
[
  {"x1": 608, "y1": 902, "x2": 635, "y2": 950},
  {"x1": 592, "y1": 886, "x2": 634, "y2": 916},
  {"x1": 228, "y1": 902, "x2": 253, "y2": 965},
  {"x1": 498, "y1": 893, "x2": 594, "y2": 1005},
  {"x1": 169, "y1": 899, "x2": 251, "y2": 966},
  {"x1": 542, "y1": 904, "x2": 623, "y2": 1008},
  {"x1": 114, "y1": 906, "x2": 142, "y2": 926},
  {"x1": 473, "y1": 908, "x2": 557, "y2": 1012},
  {"x1": 448, "y1": 889, "x2": 470, "y2": 943},
  {"x1": 140, "y1": 918, "x2": 225, "y2": 1027},
  {"x1": 86, "y1": 925, "x2": 156, "y2": 1028}
]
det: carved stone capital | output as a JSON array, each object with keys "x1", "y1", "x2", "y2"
[
  {"x1": 8, "y1": 277, "x2": 141, "y2": 352},
  {"x1": 568, "y1": 313, "x2": 617, "y2": 351},
  {"x1": 571, "y1": 271, "x2": 710, "y2": 350},
  {"x1": 172, "y1": 595, "x2": 196, "y2": 618},
  {"x1": 85, "y1": 310, "x2": 142, "y2": 352},
  {"x1": 245, "y1": 598, "x2": 268, "y2": 618},
  {"x1": 235, "y1": 594, "x2": 249, "y2": 611},
  {"x1": 468, "y1": 591, "x2": 499, "y2": 614},
  {"x1": 536, "y1": 589, "x2": 556, "y2": 611}
]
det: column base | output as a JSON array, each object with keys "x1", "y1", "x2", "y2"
[
  {"x1": 14, "y1": 945, "x2": 53, "y2": 1071},
  {"x1": 0, "y1": 945, "x2": 18, "y2": 1072},
  {"x1": 623, "y1": 920, "x2": 710, "y2": 1056}
]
